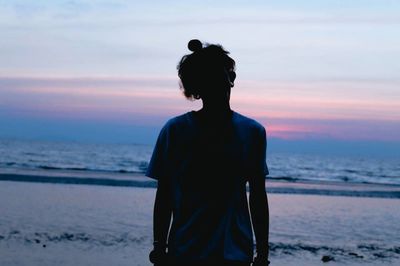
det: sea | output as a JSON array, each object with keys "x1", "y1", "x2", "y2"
[
  {"x1": 0, "y1": 138, "x2": 399, "y2": 186},
  {"x1": 1, "y1": 138, "x2": 400, "y2": 265}
]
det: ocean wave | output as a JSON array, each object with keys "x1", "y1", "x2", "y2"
[
  {"x1": 38, "y1": 165, "x2": 90, "y2": 171},
  {"x1": 4, "y1": 162, "x2": 398, "y2": 187},
  {"x1": 0, "y1": 162, "x2": 148, "y2": 174},
  {"x1": 36, "y1": 165, "x2": 146, "y2": 174},
  {"x1": 268, "y1": 176, "x2": 299, "y2": 182},
  {"x1": 343, "y1": 169, "x2": 359, "y2": 174},
  {"x1": 1, "y1": 173, "x2": 400, "y2": 198},
  {"x1": 0, "y1": 174, "x2": 157, "y2": 188},
  {"x1": 1, "y1": 139, "x2": 399, "y2": 186},
  {"x1": 268, "y1": 174, "x2": 400, "y2": 186}
]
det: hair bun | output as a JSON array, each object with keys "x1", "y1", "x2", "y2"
[{"x1": 188, "y1": 39, "x2": 202, "y2": 52}]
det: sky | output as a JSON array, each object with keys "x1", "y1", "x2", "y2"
[{"x1": 1, "y1": 0, "x2": 400, "y2": 154}]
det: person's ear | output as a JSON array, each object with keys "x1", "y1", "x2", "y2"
[{"x1": 228, "y1": 71, "x2": 236, "y2": 87}]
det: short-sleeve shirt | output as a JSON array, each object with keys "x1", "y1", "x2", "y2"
[{"x1": 146, "y1": 110, "x2": 268, "y2": 263}]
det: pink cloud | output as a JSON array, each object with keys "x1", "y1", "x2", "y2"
[{"x1": 1, "y1": 76, "x2": 399, "y2": 141}]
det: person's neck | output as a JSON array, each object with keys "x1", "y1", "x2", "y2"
[{"x1": 198, "y1": 102, "x2": 232, "y2": 120}]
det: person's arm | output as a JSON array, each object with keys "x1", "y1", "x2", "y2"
[
  {"x1": 249, "y1": 173, "x2": 270, "y2": 265},
  {"x1": 149, "y1": 176, "x2": 173, "y2": 264},
  {"x1": 249, "y1": 126, "x2": 270, "y2": 265}
]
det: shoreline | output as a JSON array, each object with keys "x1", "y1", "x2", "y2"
[{"x1": 1, "y1": 168, "x2": 400, "y2": 199}]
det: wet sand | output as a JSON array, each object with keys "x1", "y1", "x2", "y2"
[{"x1": 0, "y1": 179, "x2": 399, "y2": 266}]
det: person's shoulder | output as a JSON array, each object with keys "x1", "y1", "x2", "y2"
[
  {"x1": 160, "y1": 112, "x2": 192, "y2": 133},
  {"x1": 233, "y1": 111, "x2": 266, "y2": 133}
]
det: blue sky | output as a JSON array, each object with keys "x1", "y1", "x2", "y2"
[
  {"x1": 1, "y1": 0, "x2": 399, "y2": 78},
  {"x1": 0, "y1": 0, "x2": 400, "y2": 155}
]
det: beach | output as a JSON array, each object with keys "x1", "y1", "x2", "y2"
[
  {"x1": 1, "y1": 174, "x2": 400, "y2": 266},
  {"x1": 2, "y1": 1, "x2": 400, "y2": 265}
]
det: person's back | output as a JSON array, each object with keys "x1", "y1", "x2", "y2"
[{"x1": 147, "y1": 40, "x2": 270, "y2": 266}]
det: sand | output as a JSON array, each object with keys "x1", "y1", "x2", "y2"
[{"x1": 1, "y1": 180, "x2": 400, "y2": 266}]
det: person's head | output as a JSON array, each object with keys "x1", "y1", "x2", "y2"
[{"x1": 177, "y1": 39, "x2": 236, "y2": 104}]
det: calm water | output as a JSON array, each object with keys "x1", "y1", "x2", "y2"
[{"x1": 0, "y1": 139, "x2": 399, "y2": 185}]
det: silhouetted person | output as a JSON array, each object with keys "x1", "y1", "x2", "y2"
[{"x1": 146, "y1": 39, "x2": 270, "y2": 266}]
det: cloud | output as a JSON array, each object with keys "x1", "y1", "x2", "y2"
[
  {"x1": 258, "y1": 116, "x2": 400, "y2": 141},
  {"x1": 2, "y1": 1, "x2": 400, "y2": 26},
  {"x1": 1, "y1": 76, "x2": 399, "y2": 141}
]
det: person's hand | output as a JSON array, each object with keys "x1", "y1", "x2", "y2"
[
  {"x1": 253, "y1": 243, "x2": 269, "y2": 266},
  {"x1": 149, "y1": 248, "x2": 168, "y2": 266},
  {"x1": 252, "y1": 255, "x2": 270, "y2": 266}
]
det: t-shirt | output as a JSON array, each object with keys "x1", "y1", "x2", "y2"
[{"x1": 146, "y1": 110, "x2": 269, "y2": 263}]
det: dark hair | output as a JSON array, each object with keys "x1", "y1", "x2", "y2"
[{"x1": 177, "y1": 39, "x2": 236, "y2": 100}]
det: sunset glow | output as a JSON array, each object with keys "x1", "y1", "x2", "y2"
[{"x1": 1, "y1": 1, "x2": 399, "y2": 144}]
